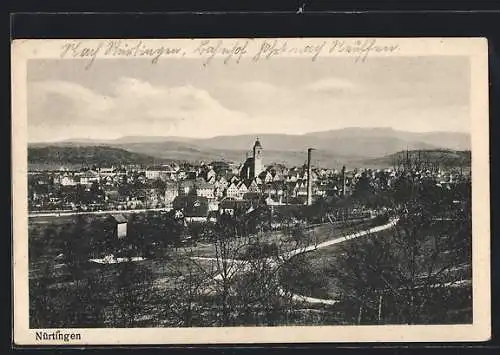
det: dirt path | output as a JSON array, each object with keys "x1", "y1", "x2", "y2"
[{"x1": 190, "y1": 218, "x2": 400, "y2": 305}]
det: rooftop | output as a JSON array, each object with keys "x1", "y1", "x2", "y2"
[{"x1": 110, "y1": 214, "x2": 127, "y2": 223}]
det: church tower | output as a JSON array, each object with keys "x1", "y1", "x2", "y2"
[{"x1": 253, "y1": 138, "x2": 263, "y2": 178}]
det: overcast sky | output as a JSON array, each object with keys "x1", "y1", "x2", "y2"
[{"x1": 27, "y1": 56, "x2": 470, "y2": 142}]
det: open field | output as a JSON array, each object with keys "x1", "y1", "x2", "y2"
[
  {"x1": 29, "y1": 252, "x2": 355, "y2": 327},
  {"x1": 28, "y1": 206, "x2": 472, "y2": 326},
  {"x1": 279, "y1": 218, "x2": 473, "y2": 324},
  {"x1": 178, "y1": 219, "x2": 378, "y2": 259},
  {"x1": 28, "y1": 214, "x2": 383, "y2": 327}
]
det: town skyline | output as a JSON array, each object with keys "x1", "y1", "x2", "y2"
[{"x1": 27, "y1": 56, "x2": 470, "y2": 142}]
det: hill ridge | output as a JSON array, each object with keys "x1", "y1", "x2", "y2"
[{"x1": 28, "y1": 144, "x2": 471, "y2": 170}]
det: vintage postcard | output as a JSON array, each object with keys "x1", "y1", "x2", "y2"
[{"x1": 12, "y1": 37, "x2": 490, "y2": 345}]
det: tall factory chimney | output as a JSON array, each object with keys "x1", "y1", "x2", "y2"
[
  {"x1": 306, "y1": 148, "x2": 314, "y2": 206},
  {"x1": 341, "y1": 165, "x2": 346, "y2": 197}
]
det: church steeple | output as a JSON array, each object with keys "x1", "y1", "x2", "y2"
[
  {"x1": 253, "y1": 137, "x2": 262, "y2": 150},
  {"x1": 253, "y1": 137, "x2": 263, "y2": 178}
]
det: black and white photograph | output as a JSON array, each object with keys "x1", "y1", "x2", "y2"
[{"x1": 12, "y1": 38, "x2": 490, "y2": 344}]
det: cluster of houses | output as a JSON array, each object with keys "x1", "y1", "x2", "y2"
[{"x1": 28, "y1": 139, "x2": 468, "y2": 215}]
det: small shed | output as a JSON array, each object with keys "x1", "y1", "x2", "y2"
[{"x1": 111, "y1": 214, "x2": 128, "y2": 239}]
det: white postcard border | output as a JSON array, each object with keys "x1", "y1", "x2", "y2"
[{"x1": 12, "y1": 37, "x2": 491, "y2": 345}]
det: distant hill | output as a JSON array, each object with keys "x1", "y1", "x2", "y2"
[
  {"x1": 114, "y1": 143, "x2": 353, "y2": 167},
  {"x1": 28, "y1": 145, "x2": 165, "y2": 169},
  {"x1": 33, "y1": 127, "x2": 471, "y2": 169},
  {"x1": 304, "y1": 127, "x2": 470, "y2": 152},
  {"x1": 27, "y1": 145, "x2": 472, "y2": 171},
  {"x1": 187, "y1": 133, "x2": 438, "y2": 157},
  {"x1": 55, "y1": 127, "x2": 470, "y2": 154},
  {"x1": 107, "y1": 128, "x2": 469, "y2": 165},
  {"x1": 163, "y1": 128, "x2": 467, "y2": 156},
  {"x1": 360, "y1": 149, "x2": 471, "y2": 169}
]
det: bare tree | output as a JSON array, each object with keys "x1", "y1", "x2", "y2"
[
  {"x1": 329, "y1": 177, "x2": 472, "y2": 325},
  {"x1": 159, "y1": 253, "x2": 215, "y2": 327},
  {"x1": 161, "y1": 207, "x2": 322, "y2": 327},
  {"x1": 112, "y1": 262, "x2": 155, "y2": 327},
  {"x1": 208, "y1": 215, "x2": 253, "y2": 326}
]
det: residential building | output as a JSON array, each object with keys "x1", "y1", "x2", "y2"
[
  {"x1": 196, "y1": 179, "x2": 215, "y2": 199},
  {"x1": 60, "y1": 175, "x2": 77, "y2": 186},
  {"x1": 179, "y1": 180, "x2": 195, "y2": 196},
  {"x1": 226, "y1": 182, "x2": 239, "y2": 199},
  {"x1": 164, "y1": 182, "x2": 179, "y2": 206},
  {"x1": 236, "y1": 181, "x2": 249, "y2": 200},
  {"x1": 79, "y1": 171, "x2": 99, "y2": 185},
  {"x1": 172, "y1": 195, "x2": 209, "y2": 221}
]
